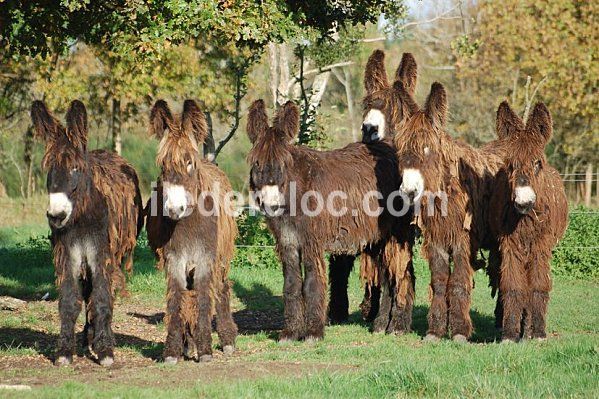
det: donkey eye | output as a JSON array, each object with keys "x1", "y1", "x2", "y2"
[
  {"x1": 186, "y1": 162, "x2": 194, "y2": 174},
  {"x1": 534, "y1": 160, "x2": 542, "y2": 174},
  {"x1": 71, "y1": 168, "x2": 78, "y2": 174},
  {"x1": 424, "y1": 147, "x2": 430, "y2": 156}
]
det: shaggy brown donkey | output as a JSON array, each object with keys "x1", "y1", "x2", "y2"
[
  {"x1": 247, "y1": 99, "x2": 414, "y2": 341},
  {"x1": 357, "y1": 49, "x2": 419, "y2": 325},
  {"x1": 392, "y1": 82, "x2": 503, "y2": 342},
  {"x1": 146, "y1": 100, "x2": 238, "y2": 364},
  {"x1": 31, "y1": 100, "x2": 143, "y2": 367},
  {"x1": 330, "y1": 50, "x2": 418, "y2": 324},
  {"x1": 488, "y1": 102, "x2": 568, "y2": 342}
]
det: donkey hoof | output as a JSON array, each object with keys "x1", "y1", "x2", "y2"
[
  {"x1": 99, "y1": 356, "x2": 114, "y2": 368},
  {"x1": 304, "y1": 335, "x2": 322, "y2": 344},
  {"x1": 199, "y1": 354, "x2": 213, "y2": 363},
  {"x1": 55, "y1": 356, "x2": 72, "y2": 367},
  {"x1": 164, "y1": 356, "x2": 178, "y2": 365},
  {"x1": 222, "y1": 345, "x2": 235, "y2": 356},
  {"x1": 423, "y1": 334, "x2": 440, "y2": 343},
  {"x1": 452, "y1": 334, "x2": 468, "y2": 343}
]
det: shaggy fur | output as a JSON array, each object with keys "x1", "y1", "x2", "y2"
[
  {"x1": 488, "y1": 102, "x2": 568, "y2": 341},
  {"x1": 31, "y1": 100, "x2": 142, "y2": 366},
  {"x1": 146, "y1": 100, "x2": 238, "y2": 362},
  {"x1": 392, "y1": 83, "x2": 505, "y2": 340},
  {"x1": 247, "y1": 99, "x2": 414, "y2": 340}
]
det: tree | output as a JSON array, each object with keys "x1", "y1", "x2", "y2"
[{"x1": 456, "y1": 0, "x2": 598, "y2": 168}]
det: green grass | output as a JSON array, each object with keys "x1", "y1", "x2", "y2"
[{"x1": 0, "y1": 225, "x2": 597, "y2": 398}]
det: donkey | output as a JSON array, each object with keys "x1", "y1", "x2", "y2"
[
  {"x1": 488, "y1": 102, "x2": 568, "y2": 342},
  {"x1": 329, "y1": 50, "x2": 419, "y2": 325},
  {"x1": 391, "y1": 82, "x2": 504, "y2": 342},
  {"x1": 246, "y1": 99, "x2": 414, "y2": 341},
  {"x1": 31, "y1": 100, "x2": 143, "y2": 367},
  {"x1": 146, "y1": 100, "x2": 238, "y2": 364}
]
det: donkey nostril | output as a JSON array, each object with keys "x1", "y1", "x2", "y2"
[{"x1": 178, "y1": 206, "x2": 185, "y2": 213}]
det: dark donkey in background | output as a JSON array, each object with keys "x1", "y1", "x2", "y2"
[
  {"x1": 329, "y1": 50, "x2": 420, "y2": 325},
  {"x1": 488, "y1": 102, "x2": 568, "y2": 342},
  {"x1": 246, "y1": 99, "x2": 414, "y2": 341},
  {"x1": 146, "y1": 100, "x2": 238, "y2": 364},
  {"x1": 391, "y1": 83, "x2": 504, "y2": 342},
  {"x1": 31, "y1": 100, "x2": 143, "y2": 367}
]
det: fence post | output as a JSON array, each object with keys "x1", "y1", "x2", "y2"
[{"x1": 584, "y1": 163, "x2": 593, "y2": 207}]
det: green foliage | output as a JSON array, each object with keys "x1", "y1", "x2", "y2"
[
  {"x1": 552, "y1": 207, "x2": 599, "y2": 279},
  {"x1": 233, "y1": 211, "x2": 279, "y2": 270}
]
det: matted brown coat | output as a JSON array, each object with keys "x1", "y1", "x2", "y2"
[
  {"x1": 247, "y1": 99, "x2": 414, "y2": 341},
  {"x1": 145, "y1": 99, "x2": 237, "y2": 363},
  {"x1": 488, "y1": 102, "x2": 568, "y2": 341},
  {"x1": 31, "y1": 100, "x2": 143, "y2": 367}
]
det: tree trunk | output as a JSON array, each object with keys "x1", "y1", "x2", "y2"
[
  {"x1": 111, "y1": 98, "x2": 122, "y2": 155},
  {"x1": 584, "y1": 163, "x2": 593, "y2": 207}
]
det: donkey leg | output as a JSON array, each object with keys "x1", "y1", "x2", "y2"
[
  {"x1": 328, "y1": 254, "x2": 354, "y2": 324},
  {"x1": 81, "y1": 275, "x2": 94, "y2": 352},
  {"x1": 361, "y1": 283, "x2": 381, "y2": 322},
  {"x1": 303, "y1": 253, "x2": 327, "y2": 340},
  {"x1": 388, "y1": 236, "x2": 415, "y2": 334},
  {"x1": 372, "y1": 270, "x2": 392, "y2": 333},
  {"x1": 56, "y1": 272, "x2": 83, "y2": 366},
  {"x1": 90, "y1": 265, "x2": 116, "y2": 367},
  {"x1": 359, "y1": 251, "x2": 381, "y2": 322},
  {"x1": 499, "y1": 249, "x2": 527, "y2": 342},
  {"x1": 389, "y1": 260, "x2": 415, "y2": 334},
  {"x1": 488, "y1": 246, "x2": 503, "y2": 331},
  {"x1": 164, "y1": 272, "x2": 185, "y2": 364},
  {"x1": 426, "y1": 246, "x2": 450, "y2": 340},
  {"x1": 527, "y1": 250, "x2": 552, "y2": 340},
  {"x1": 194, "y1": 265, "x2": 214, "y2": 362},
  {"x1": 280, "y1": 246, "x2": 305, "y2": 341},
  {"x1": 447, "y1": 245, "x2": 474, "y2": 341},
  {"x1": 215, "y1": 277, "x2": 238, "y2": 355}
]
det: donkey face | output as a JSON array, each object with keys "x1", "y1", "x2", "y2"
[
  {"x1": 31, "y1": 100, "x2": 91, "y2": 230},
  {"x1": 247, "y1": 100, "x2": 298, "y2": 212},
  {"x1": 361, "y1": 50, "x2": 418, "y2": 143},
  {"x1": 394, "y1": 83, "x2": 448, "y2": 206},
  {"x1": 496, "y1": 102, "x2": 553, "y2": 215},
  {"x1": 150, "y1": 100, "x2": 208, "y2": 220}
]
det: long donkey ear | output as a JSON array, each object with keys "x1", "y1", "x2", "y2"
[
  {"x1": 247, "y1": 99, "x2": 269, "y2": 144},
  {"x1": 525, "y1": 103, "x2": 553, "y2": 143},
  {"x1": 65, "y1": 100, "x2": 88, "y2": 152},
  {"x1": 273, "y1": 101, "x2": 300, "y2": 142},
  {"x1": 150, "y1": 100, "x2": 175, "y2": 139},
  {"x1": 395, "y1": 53, "x2": 417, "y2": 96},
  {"x1": 182, "y1": 99, "x2": 208, "y2": 146},
  {"x1": 496, "y1": 101, "x2": 523, "y2": 139},
  {"x1": 31, "y1": 100, "x2": 62, "y2": 142},
  {"x1": 392, "y1": 81, "x2": 420, "y2": 117},
  {"x1": 424, "y1": 82, "x2": 448, "y2": 127},
  {"x1": 364, "y1": 50, "x2": 389, "y2": 94}
]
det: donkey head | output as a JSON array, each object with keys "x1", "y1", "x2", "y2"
[
  {"x1": 496, "y1": 101, "x2": 553, "y2": 215},
  {"x1": 31, "y1": 100, "x2": 91, "y2": 230},
  {"x1": 393, "y1": 82, "x2": 448, "y2": 206},
  {"x1": 361, "y1": 50, "x2": 418, "y2": 143},
  {"x1": 246, "y1": 100, "x2": 298, "y2": 213},
  {"x1": 150, "y1": 99, "x2": 208, "y2": 220}
]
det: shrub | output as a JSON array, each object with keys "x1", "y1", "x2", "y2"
[
  {"x1": 552, "y1": 206, "x2": 599, "y2": 279},
  {"x1": 233, "y1": 211, "x2": 279, "y2": 269}
]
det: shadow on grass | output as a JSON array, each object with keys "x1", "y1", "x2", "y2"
[
  {"x1": 232, "y1": 280, "x2": 284, "y2": 337},
  {"x1": 0, "y1": 327, "x2": 162, "y2": 361},
  {"x1": 0, "y1": 238, "x2": 55, "y2": 300}
]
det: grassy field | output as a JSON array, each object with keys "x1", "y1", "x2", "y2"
[{"x1": 0, "y1": 222, "x2": 597, "y2": 398}]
